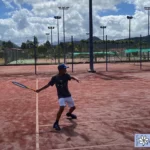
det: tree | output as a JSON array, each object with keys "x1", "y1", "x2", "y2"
[
  {"x1": 21, "y1": 43, "x2": 27, "y2": 49},
  {"x1": 2, "y1": 40, "x2": 13, "y2": 48},
  {"x1": 2, "y1": 41, "x2": 6, "y2": 48},
  {"x1": 7, "y1": 40, "x2": 14, "y2": 48},
  {"x1": 80, "y1": 39, "x2": 86, "y2": 52},
  {"x1": 66, "y1": 42, "x2": 72, "y2": 53},
  {"x1": 44, "y1": 41, "x2": 51, "y2": 49},
  {"x1": 26, "y1": 40, "x2": 34, "y2": 49},
  {"x1": 38, "y1": 45, "x2": 47, "y2": 57},
  {"x1": 59, "y1": 42, "x2": 64, "y2": 55}
]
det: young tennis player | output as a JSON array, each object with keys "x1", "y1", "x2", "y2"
[{"x1": 36, "y1": 64, "x2": 80, "y2": 130}]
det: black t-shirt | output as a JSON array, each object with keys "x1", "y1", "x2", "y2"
[{"x1": 48, "y1": 73, "x2": 72, "y2": 98}]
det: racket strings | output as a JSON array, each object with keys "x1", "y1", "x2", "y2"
[{"x1": 12, "y1": 82, "x2": 27, "y2": 88}]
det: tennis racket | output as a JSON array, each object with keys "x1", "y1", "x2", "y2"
[{"x1": 12, "y1": 81, "x2": 36, "y2": 92}]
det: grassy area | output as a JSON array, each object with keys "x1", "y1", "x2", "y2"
[
  {"x1": 9, "y1": 59, "x2": 35, "y2": 64},
  {"x1": 0, "y1": 58, "x2": 4, "y2": 64}
]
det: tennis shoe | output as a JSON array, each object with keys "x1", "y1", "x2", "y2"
[
  {"x1": 66, "y1": 112, "x2": 77, "y2": 119},
  {"x1": 53, "y1": 122, "x2": 61, "y2": 131}
]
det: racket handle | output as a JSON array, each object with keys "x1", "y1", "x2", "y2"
[{"x1": 29, "y1": 88, "x2": 36, "y2": 92}]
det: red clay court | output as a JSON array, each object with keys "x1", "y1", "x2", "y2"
[{"x1": 0, "y1": 63, "x2": 150, "y2": 150}]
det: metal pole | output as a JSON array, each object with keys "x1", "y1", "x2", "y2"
[
  {"x1": 34, "y1": 36, "x2": 37, "y2": 75},
  {"x1": 129, "y1": 19, "x2": 130, "y2": 46},
  {"x1": 140, "y1": 35, "x2": 142, "y2": 70},
  {"x1": 129, "y1": 19, "x2": 131, "y2": 61},
  {"x1": 57, "y1": 19, "x2": 59, "y2": 48},
  {"x1": 46, "y1": 33, "x2": 49, "y2": 41},
  {"x1": 51, "y1": 28, "x2": 52, "y2": 45},
  {"x1": 16, "y1": 49, "x2": 17, "y2": 65},
  {"x1": 148, "y1": 10, "x2": 150, "y2": 61},
  {"x1": 71, "y1": 36, "x2": 74, "y2": 72},
  {"x1": 103, "y1": 26, "x2": 105, "y2": 53},
  {"x1": 100, "y1": 26, "x2": 106, "y2": 53},
  {"x1": 103, "y1": 28, "x2": 104, "y2": 41},
  {"x1": 88, "y1": 0, "x2": 95, "y2": 72},
  {"x1": 51, "y1": 28, "x2": 53, "y2": 63},
  {"x1": 54, "y1": 16, "x2": 61, "y2": 64},
  {"x1": 144, "y1": 7, "x2": 150, "y2": 61},
  {"x1": 57, "y1": 19, "x2": 60, "y2": 64},
  {"x1": 127, "y1": 16, "x2": 133, "y2": 61},
  {"x1": 48, "y1": 27, "x2": 55, "y2": 63},
  {"x1": 58, "y1": 7, "x2": 69, "y2": 63},
  {"x1": 63, "y1": 9, "x2": 66, "y2": 63},
  {"x1": 144, "y1": 7, "x2": 150, "y2": 36},
  {"x1": 106, "y1": 35, "x2": 108, "y2": 71},
  {"x1": 4, "y1": 49, "x2": 7, "y2": 65},
  {"x1": 148, "y1": 10, "x2": 150, "y2": 36}
]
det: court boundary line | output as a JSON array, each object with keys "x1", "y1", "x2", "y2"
[
  {"x1": 50, "y1": 142, "x2": 133, "y2": 150},
  {"x1": 39, "y1": 116, "x2": 150, "y2": 127},
  {"x1": 36, "y1": 69, "x2": 40, "y2": 150}
]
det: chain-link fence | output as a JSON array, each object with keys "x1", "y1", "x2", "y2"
[{"x1": 0, "y1": 32, "x2": 150, "y2": 75}]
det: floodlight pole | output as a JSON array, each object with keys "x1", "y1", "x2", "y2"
[
  {"x1": 46, "y1": 33, "x2": 50, "y2": 41},
  {"x1": 48, "y1": 26, "x2": 55, "y2": 45},
  {"x1": 144, "y1": 7, "x2": 150, "y2": 36},
  {"x1": 106, "y1": 35, "x2": 108, "y2": 71},
  {"x1": 58, "y1": 6, "x2": 69, "y2": 63},
  {"x1": 144, "y1": 7, "x2": 150, "y2": 60},
  {"x1": 100, "y1": 26, "x2": 106, "y2": 53},
  {"x1": 54, "y1": 16, "x2": 61, "y2": 64},
  {"x1": 48, "y1": 26, "x2": 55, "y2": 63},
  {"x1": 100, "y1": 26, "x2": 106, "y2": 41},
  {"x1": 127, "y1": 16, "x2": 133, "y2": 46},
  {"x1": 127, "y1": 16, "x2": 133, "y2": 61}
]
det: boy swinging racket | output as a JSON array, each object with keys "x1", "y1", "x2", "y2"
[{"x1": 36, "y1": 64, "x2": 80, "y2": 131}]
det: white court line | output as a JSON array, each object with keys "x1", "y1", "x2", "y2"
[
  {"x1": 50, "y1": 142, "x2": 133, "y2": 150},
  {"x1": 36, "y1": 67, "x2": 40, "y2": 150},
  {"x1": 39, "y1": 116, "x2": 150, "y2": 127}
]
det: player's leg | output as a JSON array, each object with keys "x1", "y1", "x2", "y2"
[
  {"x1": 65, "y1": 97, "x2": 77, "y2": 119},
  {"x1": 53, "y1": 98, "x2": 66, "y2": 130},
  {"x1": 68, "y1": 106, "x2": 76, "y2": 114}
]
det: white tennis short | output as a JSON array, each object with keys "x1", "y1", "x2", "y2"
[{"x1": 58, "y1": 97, "x2": 75, "y2": 107}]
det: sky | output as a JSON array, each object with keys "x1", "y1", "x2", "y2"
[{"x1": 0, "y1": 0, "x2": 150, "y2": 46}]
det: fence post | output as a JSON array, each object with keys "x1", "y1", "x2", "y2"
[
  {"x1": 4, "y1": 49, "x2": 7, "y2": 65},
  {"x1": 34, "y1": 36, "x2": 37, "y2": 75},
  {"x1": 106, "y1": 35, "x2": 108, "y2": 71},
  {"x1": 140, "y1": 35, "x2": 142, "y2": 70}
]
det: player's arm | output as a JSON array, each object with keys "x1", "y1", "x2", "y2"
[
  {"x1": 71, "y1": 76, "x2": 80, "y2": 83},
  {"x1": 36, "y1": 84, "x2": 50, "y2": 93},
  {"x1": 36, "y1": 76, "x2": 55, "y2": 93}
]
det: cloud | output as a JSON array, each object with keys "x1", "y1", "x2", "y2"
[
  {"x1": 0, "y1": 0, "x2": 150, "y2": 46},
  {"x1": 2, "y1": 0, "x2": 14, "y2": 9},
  {"x1": 12, "y1": 9, "x2": 32, "y2": 30},
  {"x1": 126, "y1": 0, "x2": 150, "y2": 10}
]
